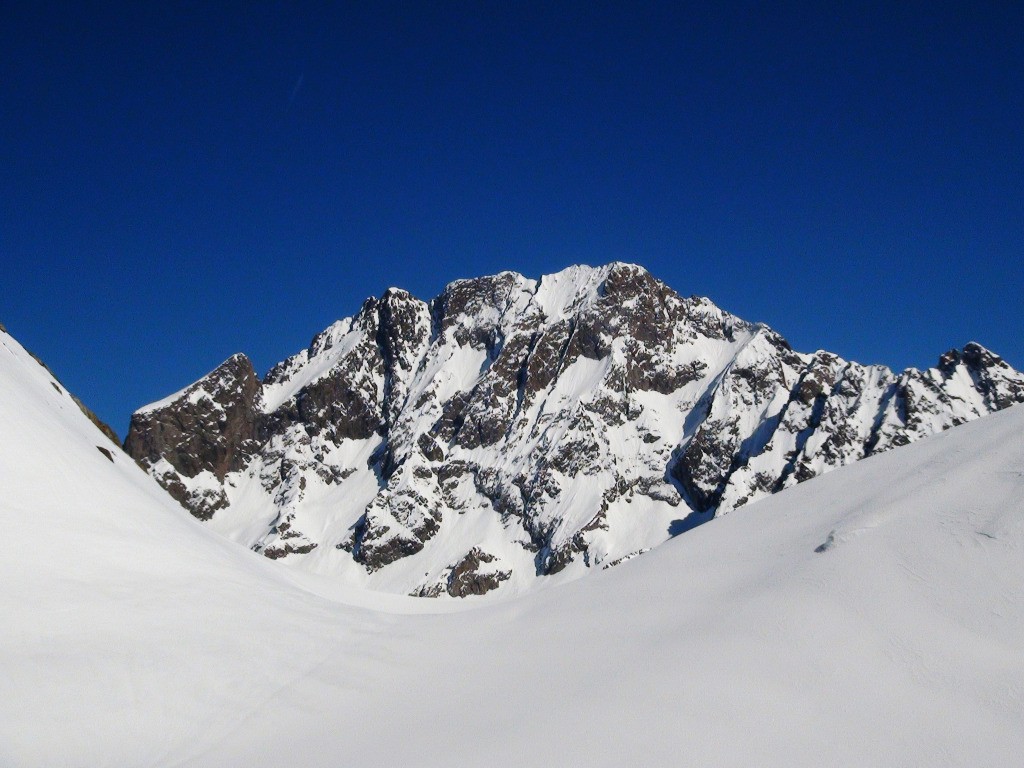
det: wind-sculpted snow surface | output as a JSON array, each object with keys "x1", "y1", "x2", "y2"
[
  {"x1": 3, "y1": 321, "x2": 1024, "y2": 766},
  {"x1": 124, "y1": 263, "x2": 1024, "y2": 596}
]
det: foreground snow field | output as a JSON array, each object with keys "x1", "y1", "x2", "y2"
[{"x1": 2, "y1": 326, "x2": 1023, "y2": 766}]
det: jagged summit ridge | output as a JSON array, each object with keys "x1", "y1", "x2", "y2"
[{"x1": 124, "y1": 263, "x2": 1024, "y2": 596}]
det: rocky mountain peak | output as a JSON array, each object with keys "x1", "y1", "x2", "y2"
[
  {"x1": 123, "y1": 265, "x2": 1024, "y2": 596},
  {"x1": 939, "y1": 341, "x2": 1002, "y2": 373},
  {"x1": 124, "y1": 352, "x2": 261, "y2": 517}
]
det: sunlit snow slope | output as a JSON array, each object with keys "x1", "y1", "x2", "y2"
[{"x1": 3, "y1": 324, "x2": 1023, "y2": 766}]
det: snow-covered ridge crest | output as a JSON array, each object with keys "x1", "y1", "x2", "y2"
[
  {"x1": 124, "y1": 263, "x2": 1024, "y2": 597},
  {"x1": 135, "y1": 352, "x2": 260, "y2": 415}
]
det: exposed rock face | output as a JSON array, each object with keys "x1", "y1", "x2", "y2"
[
  {"x1": 123, "y1": 263, "x2": 1024, "y2": 595},
  {"x1": 410, "y1": 548, "x2": 512, "y2": 598},
  {"x1": 124, "y1": 354, "x2": 262, "y2": 518}
]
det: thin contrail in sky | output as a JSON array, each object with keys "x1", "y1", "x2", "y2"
[{"x1": 286, "y1": 73, "x2": 305, "y2": 109}]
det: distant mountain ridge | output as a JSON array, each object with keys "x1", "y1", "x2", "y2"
[{"x1": 123, "y1": 263, "x2": 1024, "y2": 596}]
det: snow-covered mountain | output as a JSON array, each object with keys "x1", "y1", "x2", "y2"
[
  {"x1": 124, "y1": 263, "x2": 1024, "y2": 596},
  {"x1": 3, "y1": 319, "x2": 1023, "y2": 766}
]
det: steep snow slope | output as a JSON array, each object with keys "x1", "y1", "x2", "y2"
[
  {"x1": 3, "y1": 323, "x2": 1023, "y2": 766},
  {"x1": 0, "y1": 325, "x2": 435, "y2": 766},
  {"x1": 124, "y1": 263, "x2": 1024, "y2": 597}
]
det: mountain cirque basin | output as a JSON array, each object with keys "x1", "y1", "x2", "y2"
[
  {"x1": 5, "y1": 313, "x2": 1024, "y2": 766},
  {"x1": 124, "y1": 263, "x2": 1024, "y2": 597}
]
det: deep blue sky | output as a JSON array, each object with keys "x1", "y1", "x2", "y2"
[{"x1": 3, "y1": 2, "x2": 1022, "y2": 437}]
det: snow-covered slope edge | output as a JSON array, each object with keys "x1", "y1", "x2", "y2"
[
  {"x1": 0, "y1": 320, "x2": 122, "y2": 444},
  {"x1": 4, "y1": 319, "x2": 1022, "y2": 766},
  {"x1": 124, "y1": 263, "x2": 1024, "y2": 597}
]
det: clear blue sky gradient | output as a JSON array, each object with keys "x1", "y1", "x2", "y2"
[{"x1": 3, "y1": 2, "x2": 1022, "y2": 437}]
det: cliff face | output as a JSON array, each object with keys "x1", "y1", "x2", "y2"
[
  {"x1": 124, "y1": 263, "x2": 1024, "y2": 596},
  {"x1": 124, "y1": 353, "x2": 262, "y2": 517}
]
